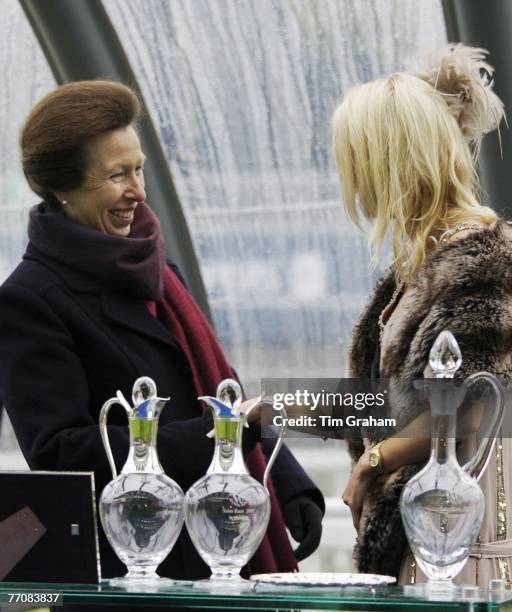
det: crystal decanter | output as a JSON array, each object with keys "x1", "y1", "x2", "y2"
[
  {"x1": 184, "y1": 379, "x2": 286, "y2": 583},
  {"x1": 400, "y1": 331, "x2": 504, "y2": 590},
  {"x1": 99, "y1": 377, "x2": 185, "y2": 583}
]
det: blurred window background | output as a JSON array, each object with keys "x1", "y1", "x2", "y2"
[
  {"x1": 1, "y1": 0, "x2": 447, "y2": 571},
  {"x1": 0, "y1": 1, "x2": 56, "y2": 282}
]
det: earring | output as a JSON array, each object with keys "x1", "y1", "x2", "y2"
[{"x1": 61, "y1": 200, "x2": 69, "y2": 205}]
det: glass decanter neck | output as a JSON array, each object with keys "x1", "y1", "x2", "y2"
[
  {"x1": 122, "y1": 416, "x2": 164, "y2": 474},
  {"x1": 430, "y1": 409, "x2": 457, "y2": 464},
  {"x1": 207, "y1": 417, "x2": 247, "y2": 475}
]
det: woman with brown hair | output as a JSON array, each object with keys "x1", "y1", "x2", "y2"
[
  {"x1": 0, "y1": 80, "x2": 323, "y2": 582},
  {"x1": 333, "y1": 45, "x2": 512, "y2": 586}
]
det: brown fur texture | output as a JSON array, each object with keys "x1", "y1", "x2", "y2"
[{"x1": 348, "y1": 220, "x2": 512, "y2": 577}]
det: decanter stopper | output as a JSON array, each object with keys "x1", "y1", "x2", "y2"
[
  {"x1": 216, "y1": 378, "x2": 242, "y2": 414},
  {"x1": 132, "y1": 376, "x2": 157, "y2": 406},
  {"x1": 429, "y1": 331, "x2": 462, "y2": 379}
]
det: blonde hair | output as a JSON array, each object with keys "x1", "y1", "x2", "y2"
[{"x1": 332, "y1": 48, "x2": 504, "y2": 284}]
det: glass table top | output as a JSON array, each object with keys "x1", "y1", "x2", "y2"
[{"x1": 1, "y1": 580, "x2": 512, "y2": 610}]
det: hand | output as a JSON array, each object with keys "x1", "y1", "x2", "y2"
[
  {"x1": 282, "y1": 494, "x2": 323, "y2": 561},
  {"x1": 341, "y1": 450, "x2": 376, "y2": 533},
  {"x1": 241, "y1": 397, "x2": 265, "y2": 424}
]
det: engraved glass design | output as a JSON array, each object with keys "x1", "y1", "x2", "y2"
[
  {"x1": 400, "y1": 331, "x2": 504, "y2": 589},
  {"x1": 184, "y1": 379, "x2": 285, "y2": 582},
  {"x1": 99, "y1": 377, "x2": 184, "y2": 582}
]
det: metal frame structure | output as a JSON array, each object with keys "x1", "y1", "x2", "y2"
[
  {"x1": 442, "y1": 0, "x2": 512, "y2": 218},
  {"x1": 19, "y1": 0, "x2": 212, "y2": 320}
]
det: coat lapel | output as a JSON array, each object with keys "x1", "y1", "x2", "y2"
[{"x1": 100, "y1": 290, "x2": 181, "y2": 351}]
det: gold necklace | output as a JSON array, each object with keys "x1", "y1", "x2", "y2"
[{"x1": 437, "y1": 221, "x2": 484, "y2": 246}]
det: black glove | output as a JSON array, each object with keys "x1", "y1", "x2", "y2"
[{"x1": 282, "y1": 494, "x2": 323, "y2": 561}]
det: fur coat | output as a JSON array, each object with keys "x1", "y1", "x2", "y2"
[{"x1": 347, "y1": 219, "x2": 512, "y2": 577}]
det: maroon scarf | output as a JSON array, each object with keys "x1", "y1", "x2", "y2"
[{"x1": 28, "y1": 201, "x2": 297, "y2": 574}]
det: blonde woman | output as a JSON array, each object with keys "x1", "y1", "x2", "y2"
[{"x1": 333, "y1": 45, "x2": 512, "y2": 586}]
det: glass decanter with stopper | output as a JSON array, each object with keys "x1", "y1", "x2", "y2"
[
  {"x1": 184, "y1": 379, "x2": 286, "y2": 583},
  {"x1": 99, "y1": 377, "x2": 185, "y2": 583},
  {"x1": 400, "y1": 331, "x2": 504, "y2": 590}
]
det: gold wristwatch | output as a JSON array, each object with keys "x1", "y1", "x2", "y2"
[{"x1": 368, "y1": 440, "x2": 385, "y2": 471}]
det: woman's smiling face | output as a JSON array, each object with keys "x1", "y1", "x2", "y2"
[{"x1": 56, "y1": 126, "x2": 146, "y2": 237}]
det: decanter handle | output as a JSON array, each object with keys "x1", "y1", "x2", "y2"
[
  {"x1": 461, "y1": 371, "x2": 505, "y2": 481},
  {"x1": 99, "y1": 395, "x2": 130, "y2": 479},
  {"x1": 262, "y1": 404, "x2": 287, "y2": 490}
]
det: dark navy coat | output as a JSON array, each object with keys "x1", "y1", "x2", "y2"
[{"x1": 0, "y1": 244, "x2": 322, "y2": 579}]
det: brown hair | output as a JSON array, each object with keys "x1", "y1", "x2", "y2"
[{"x1": 21, "y1": 80, "x2": 141, "y2": 210}]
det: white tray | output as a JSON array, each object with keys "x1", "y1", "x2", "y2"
[{"x1": 250, "y1": 571, "x2": 397, "y2": 587}]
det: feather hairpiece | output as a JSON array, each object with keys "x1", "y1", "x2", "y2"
[{"x1": 410, "y1": 43, "x2": 505, "y2": 157}]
